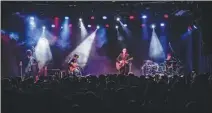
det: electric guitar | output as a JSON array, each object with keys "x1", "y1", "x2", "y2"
[{"x1": 116, "y1": 57, "x2": 133, "y2": 70}]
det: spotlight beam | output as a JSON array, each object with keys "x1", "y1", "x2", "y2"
[
  {"x1": 65, "y1": 30, "x2": 97, "y2": 68},
  {"x1": 35, "y1": 37, "x2": 52, "y2": 70},
  {"x1": 117, "y1": 29, "x2": 124, "y2": 41},
  {"x1": 58, "y1": 18, "x2": 71, "y2": 49},
  {"x1": 79, "y1": 20, "x2": 88, "y2": 40},
  {"x1": 149, "y1": 29, "x2": 165, "y2": 61},
  {"x1": 119, "y1": 21, "x2": 131, "y2": 37}
]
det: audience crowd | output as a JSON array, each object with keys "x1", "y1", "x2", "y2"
[{"x1": 2, "y1": 73, "x2": 212, "y2": 113}]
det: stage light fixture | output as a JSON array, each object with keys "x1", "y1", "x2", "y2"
[
  {"x1": 103, "y1": 16, "x2": 107, "y2": 19},
  {"x1": 124, "y1": 24, "x2": 127, "y2": 27},
  {"x1": 88, "y1": 24, "x2": 91, "y2": 28},
  {"x1": 116, "y1": 17, "x2": 120, "y2": 21},
  {"x1": 193, "y1": 25, "x2": 197, "y2": 29},
  {"x1": 97, "y1": 25, "x2": 100, "y2": 29},
  {"x1": 79, "y1": 18, "x2": 82, "y2": 21},
  {"x1": 160, "y1": 23, "x2": 165, "y2": 27},
  {"x1": 105, "y1": 24, "x2": 109, "y2": 28},
  {"x1": 30, "y1": 16, "x2": 34, "y2": 20},
  {"x1": 129, "y1": 16, "x2": 134, "y2": 20},
  {"x1": 115, "y1": 25, "x2": 119, "y2": 29},
  {"x1": 142, "y1": 15, "x2": 147, "y2": 19},
  {"x1": 65, "y1": 16, "x2": 69, "y2": 19},
  {"x1": 151, "y1": 24, "x2": 156, "y2": 29},
  {"x1": 91, "y1": 16, "x2": 95, "y2": 20},
  {"x1": 42, "y1": 26, "x2": 46, "y2": 29},
  {"x1": 188, "y1": 26, "x2": 192, "y2": 31},
  {"x1": 164, "y1": 14, "x2": 169, "y2": 19},
  {"x1": 51, "y1": 24, "x2": 55, "y2": 28}
]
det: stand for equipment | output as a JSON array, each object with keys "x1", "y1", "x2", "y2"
[
  {"x1": 128, "y1": 62, "x2": 133, "y2": 74},
  {"x1": 19, "y1": 61, "x2": 23, "y2": 81}
]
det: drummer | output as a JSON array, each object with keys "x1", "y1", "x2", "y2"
[
  {"x1": 166, "y1": 53, "x2": 172, "y2": 61},
  {"x1": 165, "y1": 53, "x2": 174, "y2": 69}
]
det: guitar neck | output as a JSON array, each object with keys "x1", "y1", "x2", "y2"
[{"x1": 126, "y1": 58, "x2": 133, "y2": 61}]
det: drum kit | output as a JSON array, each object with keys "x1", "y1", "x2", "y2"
[{"x1": 141, "y1": 59, "x2": 183, "y2": 77}]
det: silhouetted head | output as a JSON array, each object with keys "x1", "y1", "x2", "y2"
[{"x1": 26, "y1": 49, "x2": 32, "y2": 57}]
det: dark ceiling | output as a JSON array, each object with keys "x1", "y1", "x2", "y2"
[
  {"x1": 2, "y1": 1, "x2": 202, "y2": 18},
  {"x1": 1, "y1": 1, "x2": 212, "y2": 54}
]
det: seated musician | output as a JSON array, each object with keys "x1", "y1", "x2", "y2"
[
  {"x1": 165, "y1": 53, "x2": 174, "y2": 70},
  {"x1": 166, "y1": 53, "x2": 172, "y2": 61},
  {"x1": 166, "y1": 53, "x2": 172, "y2": 64},
  {"x1": 116, "y1": 48, "x2": 131, "y2": 75},
  {"x1": 68, "y1": 54, "x2": 81, "y2": 76}
]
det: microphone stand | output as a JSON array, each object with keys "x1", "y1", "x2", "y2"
[
  {"x1": 169, "y1": 42, "x2": 182, "y2": 63},
  {"x1": 20, "y1": 61, "x2": 23, "y2": 81},
  {"x1": 128, "y1": 62, "x2": 133, "y2": 74},
  {"x1": 168, "y1": 42, "x2": 183, "y2": 76}
]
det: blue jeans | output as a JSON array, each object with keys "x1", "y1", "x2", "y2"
[{"x1": 72, "y1": 68, "x2": 82, "y2": 76}]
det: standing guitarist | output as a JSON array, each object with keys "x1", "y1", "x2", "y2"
[
  {"x1": 68, "y1": 54, "x2": 81, "y2": 76},
  {"x1": 116, "y1": 48, "x2": 133, "y2": 75},
  {"x1": 24, "y1": 49, "x2": 39, "y2": 81}
]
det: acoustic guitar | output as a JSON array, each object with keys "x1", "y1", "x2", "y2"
[
  {"x1": 69, "y1": 62, "x2": 79, "y2": 72},
  {"x1": 116, "y1": 57, "x2": 133, "y2": 70}
]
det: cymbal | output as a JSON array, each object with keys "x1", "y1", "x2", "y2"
[
  {"x1": 144, "y1": 60, "x2": 153, "y2": 63},
  {"x1": 169, "y1": 61, "x2": 177, "y2": 63},
  {"x1": 165, "y1": 60, "x2": 176, "y2": 63}
]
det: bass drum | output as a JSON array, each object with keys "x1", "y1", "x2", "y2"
[
  {"x1": 158, "y1": 63, "x2": 166, "y2": 73},
  {"x1": 150, "y1": 64, "x2": 159, "y2": 74}
]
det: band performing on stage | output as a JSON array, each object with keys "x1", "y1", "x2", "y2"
[
  {"x1": 20, "y1": 46, "x2": 184, "y2": 82},
  {"x1": 2, "y1": 2, "x2": 212, "y2": 113}
]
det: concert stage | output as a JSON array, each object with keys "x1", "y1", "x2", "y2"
[
  {"x1": 2, "y1": 1, "x2": 212, "y2": 78},
  {"x1": 1, "y1": 2, "x2": 212, "y2": 113}
]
